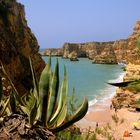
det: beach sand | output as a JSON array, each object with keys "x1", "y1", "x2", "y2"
[{"x1": 76, "y1": 99, "x2": 140, "y2": 140}]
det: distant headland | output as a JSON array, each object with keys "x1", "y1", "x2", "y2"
[{"x1": 41, "y1": 20, "x2": 140, "y2": 64}]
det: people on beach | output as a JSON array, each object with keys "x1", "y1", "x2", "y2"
[
  {"x1": 110, "y1": 104, "x2": 112, "y2": 110},
  {"x1": 96, "y1": 122, "x2": 98, "y2": 128}
]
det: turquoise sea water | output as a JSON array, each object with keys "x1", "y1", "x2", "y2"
[{"x1": 42, "y1": 56, "x2": 124, "y2": 106}]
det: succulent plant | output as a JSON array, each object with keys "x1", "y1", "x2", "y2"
[
  {"x1": 0, "y1": 76, "x2": 2, "y2": 102},
  {"x1": 19, "y1": 57, "x2": 88, "y2": 132},
  {"x1": 107, "y1": 80, "x2": 136, "y2": 87},
  {"x1": 0, "y1": 76, "x2": 10, "y2": 121}
]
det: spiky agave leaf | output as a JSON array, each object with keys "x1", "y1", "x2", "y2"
[
  {"x1": 107, "y1": 80, "x2": 135, "y2": 87},
  {"x1": 0, "y1": 76, "x2": 2, "y2": 102},
  {"x1": 26, "y1": 92, "x2": 36, "y2": 110},
  {"x1": 48, "y1": 66, "x2": 68, "y2": 128},
  {"x1": 47, "y1": 58, "x2": 59, "y2": 122},
  {"x1": 29, "y1": 57, "x2": 39, "y2": 100},
  {"x1": 49, "y1": 97, "x2": 88, "y2": 132},
  {"x1": 19, "y1": 105, "x2": 30, "y2": 116},
  {"x1": 29, "y1": 99, "x2": 38, "y2": 126},
  {"x1": 19, "y1": 91, "x2": 36, "y2": 116},
  {"x1": 0, "y1": 97, "x2": 10, "y2": 117},
  {"x1": 0, "y1": 61, "x2": 21, "y2": 103},
  {"x1": 10, "y1": 92, "x2": 16, "y2": 114},
  {"x1": 20, "y1": 94, "x2": 28, "y2": 107},
  {"x1": 54, "y1": 104, "x2": 67, "y2": 127},
  {"x1": 69, "y1": 87, "x2": 79, "y2": 115},
  {"x1": 39, "y1": 57, "x2": 51, "y2": 126}
]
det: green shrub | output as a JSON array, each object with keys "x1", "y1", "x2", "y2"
[
  {"x1": 0, "y1": 57, "x2": 88, "y2": 133},
  {"x1": 127, "y1": 81, "x2": 140, "y2": 93}
]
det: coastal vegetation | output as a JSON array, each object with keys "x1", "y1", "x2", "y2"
[{"x1": 0, "y1": 57, "x2": 88, "y2": 139}]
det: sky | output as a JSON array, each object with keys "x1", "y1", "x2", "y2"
[{"x1": 18, "y1": 0, "x2": 140, "y2": 49}]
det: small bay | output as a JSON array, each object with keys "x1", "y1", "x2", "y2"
[{"x1": 42, "y1": 56, "x2": 123, "y2": 106}]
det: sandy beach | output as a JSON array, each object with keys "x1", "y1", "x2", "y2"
[
  {"x1": 77, "y1": 98, "x2": 140, "y2": 140},
  {"x1": 77, "y1": 99, "x2": 112, "y2": 129}
]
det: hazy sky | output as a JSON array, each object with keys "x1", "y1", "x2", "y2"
[{"x1": 18, "y1": 0, "x2": 140, "y2": 49}]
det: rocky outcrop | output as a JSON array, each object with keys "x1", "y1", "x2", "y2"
[
  {"x1": 112, "y1": 88, "x2": 135, "y2": 109},
  {"x1": 0, "y1": 0, "x2": 45, "y2": 95},
  {"x1": 68, "y1": 51, "x2": 79, "y2": 61},
  {"x1": 113, "y1": 39, "x2": 128, "y2": 62},
  {"x1": 112, "y1": 64, "x2": 140, "y2": 109},
  {"x1": 41, "y1": 48, "x2": 63, "y2": 56},
  {"x1": 43, "y1": 40, "x2": 128, "y2": 64},
  {"x1": 126, "y1": 20, "x2": 140, "y2": 64},
  {"x1": 63, "y1": 43, "x2": 87, "y2": 58},
  {"x1": 123, "y1": 64, "x2": 140, "y2": 81},
  {"x1": 42, "y1": 20, "x2": 140, "y2": 64},
  {"x1": 62, "y1": 40, "x2": 127, "y2": 64},
  {"x1": 62, "y1": 20, "x2": 140, "y2": 64},
  {"x1": 92, "y1": 46, "x2": 117, "y2": 64}
]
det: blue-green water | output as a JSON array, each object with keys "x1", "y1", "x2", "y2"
[{"x1": 42, "y1": 56, "x2": 124, "y2": 106}]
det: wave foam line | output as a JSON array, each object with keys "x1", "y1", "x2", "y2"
[{"x1": 88, "y1": 72, "x2": 125, "y2": 111}]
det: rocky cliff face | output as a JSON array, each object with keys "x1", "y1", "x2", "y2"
[
  {"x1": 43, "y1": 40, "x2": 128, "y2": 64},
  {"x1": 62, "y1": 40, "x2": 127, "y2": 64},
  {"x1": 41, "y1": 48, "x2": 63, "y2": 56},
  {"x1": 126, "y1": 20, "x2": 140, "y2": 64},
  {"x1": 42, "y1": 20, "x2": 140, "y2": 64},
  {"x1": 0, "y1": 0, "x2": 45, "y2": 95},
  {"x1": 64, "y1": 21, "x2": 140, "y2": 64},
  {"x1": 112, "y1": 64, "x2": 140, "y2": 109}
]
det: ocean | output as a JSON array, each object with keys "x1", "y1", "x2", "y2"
[{"x1": 42, "y1": 56, "x2": 124, "y2": 108}]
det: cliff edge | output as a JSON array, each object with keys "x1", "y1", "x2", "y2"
[
  {"x1": 42, "y1": 20, "x2": 140, "y2": 64},
  {"x1": 0, "y1": 0, "x2": 45, "y2": 95}
]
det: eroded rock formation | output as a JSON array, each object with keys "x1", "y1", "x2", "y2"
[
  {"x1": 112, "y1": 64, "x2": 140, "y2": 109},
  {"x1": 0, "y1": 0, "x2": 45, "y2": 95},
  {"x1": 126, "y1": 20, "x2": 140, "y2": 64},
  {"x1": 42, "y1": 20, "x2": 140, "y2": 64},
  {"x1": 42, "y1": 40, "x2": 128, "y2": 64},
  {"x1": 41, "y1": 48, "x2": 63, "y2": 56},
  {"x1": 68, "y1": 51, "x2": 79, "y2": 61}
]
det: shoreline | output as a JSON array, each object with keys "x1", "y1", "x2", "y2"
[
  {"x1": 87, "y1": 71, "x2": 124, "y2": 110},
  {"x1": 76, "y1": 98, "x2": 112, "y2": 130},
  {"x1": 77, "y1": 64, "x2": 140, "y2": 139},
  {"x1": 76, "y1": 71, "x2": 125, "y2": 130}
]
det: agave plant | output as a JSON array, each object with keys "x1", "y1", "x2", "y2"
[
  {"x1": 0, "y1": 62, "x2": 21, "y2": 116},
  {"x1": 107, "y1": 80, "x2": 136, "y2": 87},
  {"x1": 0, "y1": 76, "x2": 11, "y2": 121},
  {"x1": 20, "y1": 57, "x2": 88, "y2": 132}
]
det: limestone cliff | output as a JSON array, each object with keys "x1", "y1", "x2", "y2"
[
  {"x1": 62, "y1": 40, "x2": 127, "y2": 64},
  {"x1": 126, "y1": 20, "x2": 140, "y2": 64},
  {"x1": 62, "y1": 21, "x2": 140, "y2": 64},
  {"x1": 42, "y1": 20, "x2": 140, "y2": 64},
  {"x1": 41, "y1": 48, "x2": 63, "y2": 56},
  {"x1": 0, "y1": 0, "x2": 45, "y2": 95},
  {"x1": 43, "y1": 40, "x2": 128, "y2": 64},
  {"x1": 112, "y1": 64, "x2": 140, "y2": 109}
]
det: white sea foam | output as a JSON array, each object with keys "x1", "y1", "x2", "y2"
[
  {"x1": 88, "y1": 72, "x2": 125, "y2": 112},
  {"x1": 88, "y1": 98, "x2": 98, "y2": 107}
]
